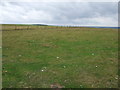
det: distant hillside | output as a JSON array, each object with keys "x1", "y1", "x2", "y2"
[
  {"x1": 32, "y1": 24, "x2": 48, "y2": 26},
  {"x1": 84, "y1": 26, "x2": 120, "y2": 29}
]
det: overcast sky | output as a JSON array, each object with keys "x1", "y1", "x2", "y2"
[{"x1": 0, "y1": 1, "x2": 118, "y2": 26}]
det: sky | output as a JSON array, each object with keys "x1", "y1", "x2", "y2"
[{"x1": 0, "y1": 1, "x2": 118, "y2": 27}]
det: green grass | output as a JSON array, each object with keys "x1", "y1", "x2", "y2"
[{"x1": 2, "y1": 25, "x2": 118, "y2": 88}]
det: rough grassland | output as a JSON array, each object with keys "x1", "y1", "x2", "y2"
[{"x1": 2, "y1": 25, "x2": 118, "y2": 88}]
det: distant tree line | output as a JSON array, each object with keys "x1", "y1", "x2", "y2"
[{"x1": 2, "y1": 24, "x2": 83, "y2": 31}]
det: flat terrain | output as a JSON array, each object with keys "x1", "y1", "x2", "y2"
[{"x1": 2, "y1": 25, "x2": 118, "y2": 88}]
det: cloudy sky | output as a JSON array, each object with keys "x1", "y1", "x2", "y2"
[{"x1": 0, "y1": 1, "x2": 118, "y2": 26}]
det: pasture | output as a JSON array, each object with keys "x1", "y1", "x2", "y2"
[{"x1": 2, "y1": 24, "x2": 118, "y2": 88}]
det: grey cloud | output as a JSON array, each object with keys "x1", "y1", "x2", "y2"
[{"x1": 1, "y1": 2, "x2": 118, "y2": 26}]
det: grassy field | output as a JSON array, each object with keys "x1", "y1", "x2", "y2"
[{"x1": 2, "y1": 24, "x2": 118, "y2": 88}]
